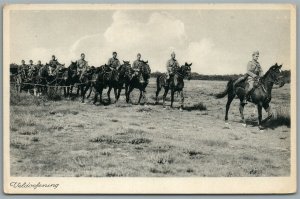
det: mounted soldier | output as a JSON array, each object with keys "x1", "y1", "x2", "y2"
[
  {"x1": 76, "y1": 53, "x2": 89, "y2": 80},
  {"x1": 18, "y1": 60, "x2": 28, "y2": 79},
  {"x1": 107, "y1": 51, "x2": 120, "y2": 71},
  {"x1": 166, "y1": 52, "x2": 180, "y2": 84},
  {"x1": 28, "y1": 60, "x2": 38, "y2": 78},
  {"x1": 49, "y1": 55, "x2": 62, "y2": 76},
  {"x1": 234, "y1": 51, "x2": 264, "y2": 104},
  {"x1": 132, "y1": 53, "x2": 145, "y2": 82},
  {"x1": 36, "y1": 60, "x2": 43, "y2": 71}
]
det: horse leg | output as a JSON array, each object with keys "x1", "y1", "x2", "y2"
[
  {"x1": 162, "y1": 87, "x2": 169, "y2": 108},
  {"x1": 179, "y1": 91, "x2": 184, "y2": 111},
  {"x1": 99, "y1": 88, "x2": 103, "y2": 104},
  {"x1": 138, "y1": 90, "x2": 143, "y2": 105},
  {"x1": 143, "y1": 90, "x2": 147, "y2": 105},
  {"x1": 125, "y1": 85, "x2": 129, "y2": 103},
  {"x1": 116, "y1": 86, "x2": 122, "y2": 101},
  {"x1": 127, "y1": 86, "x2": 134, "y2": 104},
  {"x1": 113, "y1": 87, "x2": 118, "y2": 103},
  {"x1": 87, "y1": 85, "x2": 93, "y2": 99},
  {"x1": 257, "y1": 105, "x2": 263, "y2": 130},
  {"x1": 225, "y1": 94, "x2": 235, "y2": 124},
  {"x1": 261, "y1": 103, "x2": 273, "y2": 124},
  {"x1": 82, "y1": 85, "x2": 89, "y2": 103},
  {"x1": 170, "y1": 90, "x2": 175, "y2": 108},
  {"x1": 239, "y1": 102, "x2": 247, "y2": 126},
  {"x1": 107, "y1": 86, "x2": 112, "y2": 103},
  {"x1": 155, "y1": 86, "x2": 161, "y2": 105}
]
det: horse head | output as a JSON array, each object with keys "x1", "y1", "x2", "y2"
[
  {"x1": 181, "y1": 62, "x2": 192, "y2": 80},
  {"x1": 264, "y1": 63, "x2": 285, "y2": 87}
]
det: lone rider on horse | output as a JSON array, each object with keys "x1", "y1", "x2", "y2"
[
  {"x1": 166, "y1": 52, "x2": 180, "y2": 84},
  {"x1": 234, "y1": 51, "x2": 264, "y2": 105}
]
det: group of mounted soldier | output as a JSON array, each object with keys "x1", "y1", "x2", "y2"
[
  {"x1": 12, "y1": 51, "x2": 190, "y2": 106},
  {"x1": 11, "y1": 50, "x2": 286, "y2": 128}
]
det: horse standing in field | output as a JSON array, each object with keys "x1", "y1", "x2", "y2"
[
  {"x1": 125, "y1": 60, "x2": 151, "y2": 104},
  {"x1": 155, "y1": 62, "x2": 192, "y2": 110},
  {"x1": 215, "y1": 63, "x2": 285, "y2": 129},
  {"x1": 92, "y1": 64, "x2": 113, "y2": 105},
  {"x1": 107, "y1": 61, "x2": 132, "y2": 103},
  {"x1": 64, "y1": 61, "x2": 82, "y2": 98}
]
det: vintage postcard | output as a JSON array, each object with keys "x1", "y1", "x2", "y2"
[{"x1": 3, "y1": 4, "x2": 296, "y2": 194}]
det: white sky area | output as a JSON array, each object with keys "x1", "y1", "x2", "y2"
[{"x1": 10, "y1": 9, "x2": 291, "y2": 74}]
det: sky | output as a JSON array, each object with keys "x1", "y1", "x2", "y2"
[{"x1": 9, "y1": 9, "x2": 291, "y2": 74}]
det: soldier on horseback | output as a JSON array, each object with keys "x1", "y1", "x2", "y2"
[
  {"x1": 166, "y1": 52, "x2": 180, "y2": 84},
  {"x1": 18, "y1": 60, "x2": 28, "y2": 79},
  {"x1": 107, "y1": 51, "x2": 120, "y2": 70},
  {"x1": 132, "y1": 53, "x2": 144, "y2": 82},
  {"x1": 28, "y1": 60, "x2": 38, "y2": 78},
  {"x1": 234, "y1": 51, "x2": 264, "y2": 104},
  {"x1": 49, "y1": 55, "x2": 62, "y2": 76},
  {"x1": 76, "y1": 53, "x2": 89, "y2": 79},
  {"x1": 36, "y1": 60, "x2": 43, "y2": 71}
]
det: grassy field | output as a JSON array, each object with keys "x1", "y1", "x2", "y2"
[{"x1": 10, "y1": 79, "x2": 291, "y2": 177}]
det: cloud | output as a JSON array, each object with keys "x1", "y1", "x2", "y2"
[{"x1": 68, "y1": 10, "x2": 289, "y2": 74}]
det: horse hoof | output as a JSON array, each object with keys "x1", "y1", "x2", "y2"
[
  {"x1": 225, "y1": 122, "x2": 230, "y2": 126},
  {"x1": 179, "y1": 108, "x2": 183, "y2": 112},
  {"x1": 242, "y1": 123, "x2": 247, "y2": 127}
]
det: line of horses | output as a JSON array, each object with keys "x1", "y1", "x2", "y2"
[
  {"x1": 11, "y1": 61, "x2": 193, "y2": 109},
  {"x1": 10, "y1": 62, "x2": 285, "y2": 129}
]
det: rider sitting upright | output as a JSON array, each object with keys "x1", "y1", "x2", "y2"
[
  {"x1": 166, "y1": 52, "x2": 180, "y2": 84},
  {"x1": 234, "y1": 51, "x2": 264, "y2": 104},
  {"x1": 132, "y1": 53, "x2": 144, "y2": 81}
]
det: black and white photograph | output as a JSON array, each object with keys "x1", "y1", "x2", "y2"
[{"x1": 3, "y1": 4, "x2": 296, "y2": 194}]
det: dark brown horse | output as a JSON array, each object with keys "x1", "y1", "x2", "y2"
[
  {"x1": 92, "y1": 64, "x2": 112, "y2": 105},
  {"x1": 215, "y1": 63, "x2": 285, "y2": 129},
  {"x1": 125, "y1": 60, "x2": 151, "y2": 104},
  {"x1": 155, "y1": 62, "x2": 192, "y2": 110}
]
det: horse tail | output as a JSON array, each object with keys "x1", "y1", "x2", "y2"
[{"x1": 215, "y1": 79, "x2": 234, "y2": 98}]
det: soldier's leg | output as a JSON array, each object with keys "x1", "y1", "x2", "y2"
[
  {"x1": 233, "y1": 76, "x2": 245, "y2": 87},
  {"x1": 242, "y1": 80, "x2": 254, "y2": 104}
]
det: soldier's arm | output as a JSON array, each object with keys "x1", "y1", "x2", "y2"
[
  {"x1": 258, "y1": 67, "x2": 263, "y2": 77},
  {"x1": 107, "y1": 58, "x2": 111, "y2": 66},
  {"x1": 246, "y1": 62, "x2": 257, "y2": 78}
]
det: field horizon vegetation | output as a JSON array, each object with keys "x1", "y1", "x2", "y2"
[{"x1": 10, "y1": 78, "x2": 291, "y2": 177}]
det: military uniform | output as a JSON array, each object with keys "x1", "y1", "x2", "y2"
[
  {"x1": 108, "y1": 57, "x2": 120, "y2": 70},
  {"x1": 49, "y1": 59, "x2": 61, "y2": 75},
  {"x1": 76, "y1": 59, "x2": 89, "y2": 79},
  {"x1": 28, "y1": 64, "x2": 37, "y2": 77},
  {"x1": 246, "y1": 60, "x2": 263, "y2": 91},
  {"x1": 18, "y1": 64, "x2": 28, "y2": 78},
  {"x1": 166, "y1": 58, "x2": 179, "y2": 79}
]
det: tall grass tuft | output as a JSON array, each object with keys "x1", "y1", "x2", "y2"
[
  {"x1": 183, "y1": 102, "x2": 207, "y2": 111},
  {"x1": 10, "y1": 90, "x2": 42, "y2": 106},
  {"x1": 269, "y1": 106, "x2": 290, "y2": 127}
]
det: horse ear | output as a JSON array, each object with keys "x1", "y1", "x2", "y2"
[
  {"x1": 279, "y1": 64, "x2": 282, "y2": 69},
  {"x1": 189, "y1": 63, "x2": 192, "y2": 66},
  {"x1": 275, "y1": 63, "x2": 278, "y2": 66}
]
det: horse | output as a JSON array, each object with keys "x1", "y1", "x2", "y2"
[
  {"x1": 106, "y1": 61, "x2": 132, "y2": 103},
  {"x1": 79, "y1": 66, "x2": 97, "y2": 103},
  {"x1": 92, "y1": 64, "x2": 113, "y2": 105},
  {"x1": 64, "y1": 61, "x2": 81, "y2": 98},
  {"x1": 125, "y1": 60, "x2": 151, "y2": 104},
  {"x1": 155, "y1": 62, "x2": 192, "y2": 110},
  {"x1": 215, "y1": 63, "x2": 285, "y2": 129}
]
